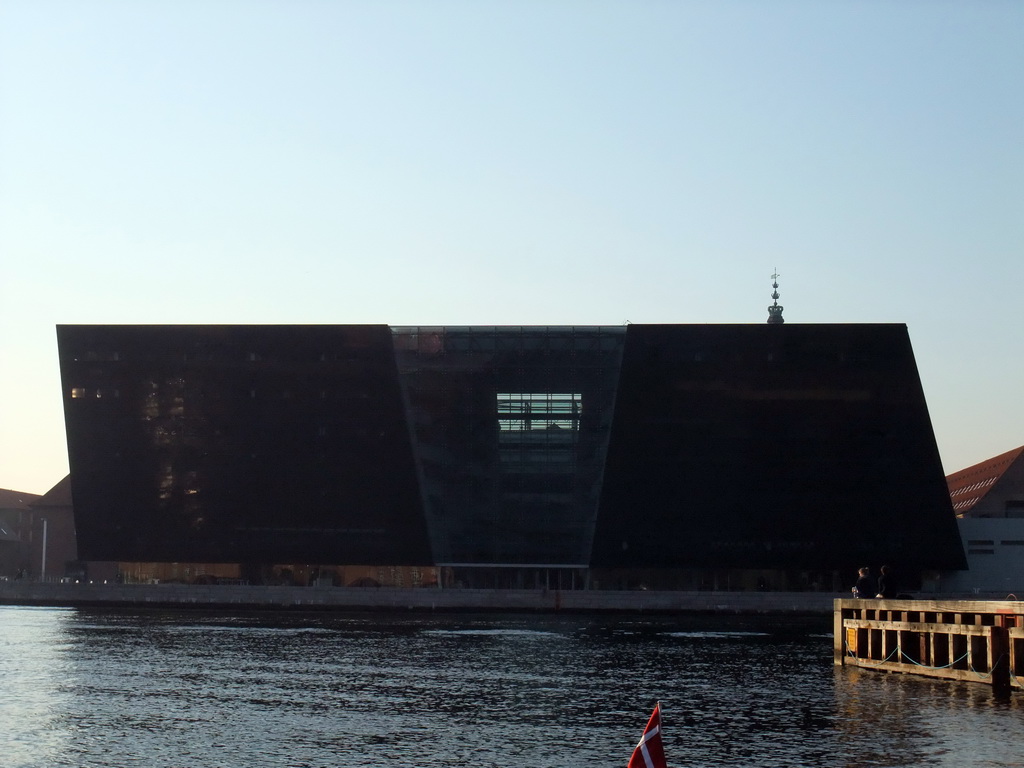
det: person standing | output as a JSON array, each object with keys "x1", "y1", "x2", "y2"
[
  {"x1": 852, "y1": 567, "x2": 877, "y2": 598},
  {"x1": 875, "y1": 565, "x2": 897, "y2": 599}
]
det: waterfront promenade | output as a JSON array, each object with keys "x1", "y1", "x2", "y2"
[{"x1": 0, "y1": 581, "x2": 839, "y2": 614}]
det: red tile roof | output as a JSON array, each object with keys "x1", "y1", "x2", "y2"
[{"x1": 946, "y1": 445, "x2": 1024, "y2": 517}]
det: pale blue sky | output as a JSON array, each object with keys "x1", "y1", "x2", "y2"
[{"x1": 2, "y1": 1, "x2": 1022, "y2": 494}]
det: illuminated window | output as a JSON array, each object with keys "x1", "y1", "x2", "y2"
[
  {"x1": 497, "y1": 393, "x2": 582, "y2": 469},
  {"x1": 497, "y1": 393, "x2": 581, "y2": 432},
  {"x1": 71, "y1": 388, "x2": 86, "y2": 399}
]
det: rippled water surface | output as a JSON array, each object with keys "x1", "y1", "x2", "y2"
[{"x1": 2, "y1": 606, "x2": 1022, "y2": 767}]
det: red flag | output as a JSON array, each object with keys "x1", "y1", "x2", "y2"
[{"x1": 626, "y1": 702, "x2": 667, "y2": 768}]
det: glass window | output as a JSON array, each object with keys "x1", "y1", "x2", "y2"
[{"x1": 497, "y1": 393, "x2": 581, "y2": 432}]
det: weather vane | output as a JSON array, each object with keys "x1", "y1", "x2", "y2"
[{"x1": 767, "y1": 269, "x2": 785, "y2": 324}]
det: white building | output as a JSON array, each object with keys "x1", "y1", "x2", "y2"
[{"x1": 937, "y1": 446, "x2": 1024, "y2": 595}]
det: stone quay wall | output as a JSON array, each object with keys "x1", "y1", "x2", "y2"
[{"x1": 0, "y1": 581, "x2": 838, "y2": 614}]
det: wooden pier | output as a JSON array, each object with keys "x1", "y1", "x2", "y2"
[{"x1": 834, "y1": 599, "x2": 1024, "y2": 694}]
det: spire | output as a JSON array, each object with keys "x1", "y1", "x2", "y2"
[{"x1": 767, "y1": 269, "x2": 785, "y2": 324}]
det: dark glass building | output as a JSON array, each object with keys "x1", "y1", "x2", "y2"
[{"x1": 57, "y1": 324, "x2": 966, "y2": 588}]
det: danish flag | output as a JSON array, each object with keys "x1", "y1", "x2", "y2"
[{"x1": 626, "y1": 702, "x2": 668, "y2": 768}]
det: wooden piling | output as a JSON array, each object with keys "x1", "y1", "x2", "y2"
[{"x1": 835, "y1": 599, "x2": 1024, "y2": 693}]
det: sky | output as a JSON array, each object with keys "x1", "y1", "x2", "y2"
[{"x1": 1, "y1": 1, "x2": 1022, "y2": 495}]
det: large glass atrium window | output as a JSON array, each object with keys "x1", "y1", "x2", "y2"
[
  {"x1": 497, "y1": 393, "x2": 581, "y2": 432},
  {"x1": 497, "y1": 393, "x2": 581, "y2": 466},
  {"x1": 392, "y1": 326, "x2": 625, "y2": 566}
]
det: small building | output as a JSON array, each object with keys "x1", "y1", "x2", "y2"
[
  {"x1": 0, "y1": 488, "x2": 40, "y2": 578},
  {"x1": 939, "y1": 446, "x2": 1024, "y2": 595},
  {"x1": 939, "y1": 517, "x2": 1024, "y2": 596},
  {"x1": 28, "y1": 476, "x2": 79, "y2": 581},
  {"x1": 0, "y1": 479, "x2": 81, "y2": 581},
  {"x1": 947, "y1": 445, "x2": 1024, "y2": 518}
]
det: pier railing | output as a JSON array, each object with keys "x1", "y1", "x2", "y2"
[{"x1": 834, "y1": 599, "x2": 1024, "y2": 694}]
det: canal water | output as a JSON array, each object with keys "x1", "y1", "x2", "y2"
[{"x1": 2, "y1": 607, "x2": 1021, "y2": 767}]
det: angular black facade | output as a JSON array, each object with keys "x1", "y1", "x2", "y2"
[
  {"x1": 57, "y1": 324, "x2": 966, "y2": 574},
  {"x1": 58, "y1": 325, "x2": 430, "y2": 565},
  {"x1": 591, "y1": 324, "x2": 963, "y2": 573}
]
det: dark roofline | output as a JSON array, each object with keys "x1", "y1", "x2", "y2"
[
  {"x1": 31, "y1": 475, "x2": 73, "y2": 507},
  {"x1": 0, "y1": 488, "x2": 42, "y2": 509}
]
